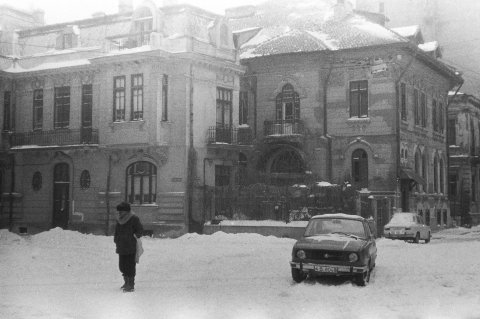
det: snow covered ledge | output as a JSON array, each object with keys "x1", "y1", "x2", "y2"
[{"x1": 203, "y1": 220, "x2": 308, "y2": 239}]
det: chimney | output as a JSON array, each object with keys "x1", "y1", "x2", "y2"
[
  {"x1": 118, "y1": 0, "x2": 133, "y2": 14},
  {"x1": 32, "y1": 9, "x2": 45, "y2": 26},
  {"x1": 325, "y1": 0, "x2": 354, "y2": 21}
]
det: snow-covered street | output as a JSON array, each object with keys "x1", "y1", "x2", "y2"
[{"x1": 1, "y1": 226, "x2": 480, "y2": 319}]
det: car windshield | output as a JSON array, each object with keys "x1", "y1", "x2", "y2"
[{"x1": 304, "y1": 218, "x2": 366, "y2": 238}]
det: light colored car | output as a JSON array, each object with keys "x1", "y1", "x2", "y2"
[
  {"x1": 290, "y1": 213, "x2": 377, "y2": 286},
  {"x1": 383, "y1": 212, "x2": 431, "y2": 243}
]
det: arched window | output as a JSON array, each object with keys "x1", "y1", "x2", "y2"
[
  {"x1": 433, "y1": 155, "x2": 439, "y2": 193},
  {"x1": 134, "y1": 7, "x2": 153, "y2": 46},
  {"x1": 126, "y1": 161, "x2": 157, "y2": 204},
  {"x1": 271, "y1": 149, "x2": 304, "y2": 174},
  {"x1": 414, "y1": 149, "x2": 422, "y2": 191},
  {"x1": 422, "y1": 151, "x2": 427, "y2": 183},
  {"x1": 32, "y1": 171, "x2": 42, "y2": 191},
  {"x1": 352, "y1": 149, "x2": 368, "y2": 189},
  {"x1": 80, "y1": 170, "x2": 91, "y2": 190},
  {"x1": 275, "y1": 84, "x2": 300, "y2": 122},
  {"x1": 439, "y1": 158, "x2": 444, "y2": 194}
]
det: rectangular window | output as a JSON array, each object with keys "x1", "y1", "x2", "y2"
[
  {"x1": 33, "y1": 89, "x2": 43, "y2": 130},
  {"x1": 162, "y1": 74, "x2": 168, "y2": 121},
  {"x1": 472, "y1": 173, "x2": 476, "y2": 202},
  {"x1": 3, "y1": 91, "x2": 11, "y2": 131},
  {"x1": 239, "y1": 91, "x2": 248, "y2": 125},
  {"x1": 113, "y1": 76, "x2": 126, "y2": 121},
  {"x1": 400, "y1": 83, "x2": 406, "y2": 121},
  {"x1": 439, "y1": 102, "x2": 445, "y2": 133},
  {"x1": 81, "y1": 85, "x2": 92, "y2": 128},
  {"x1": 63, "y1": 33, "x2": 72, "y2": 49},
  {"x1": 432, "y1": 99, "x2": 437, "y2": 132},
  {"x1": 215, "y1": 165, "x2": 231, "y2": 187},
  {"x1": 449, "y1": 174, "x2": 457, "y2": 198},
  {"x1": 131, "y1": 74, "x2": 143, "y2": 121},
  {"x1": 54, "y1": 86, "x2": 70, "y2": 129},
  {"x1": 448, "y1": 119, "x2": 456, "y2": 145},
  {"x1": 349, "y1": 80, "x2": 368, "y2": 118},
  {"x1": 216, "y1": 87, "x2": 232, "y2": 127},
  {"x1": 413, "y1": 89, "x2": 419, "y2": 125},
  {"x1": 421, "y1": 92, "x2": 427, "y2": 127}
]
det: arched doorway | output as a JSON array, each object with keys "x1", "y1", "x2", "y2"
[
  {"x1": 352, "y1": 149, "x2": 368, "y2": 189},
  {"x1": 52, "y1": 163, "x2": 70, "y2": 229},
  {"x1": 268, "y1": 147, "x2": 305, "y2": 185}
]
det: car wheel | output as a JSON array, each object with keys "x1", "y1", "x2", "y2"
[
  {"x1": 414, "y1": 232, "x2": 420, "y2": 244},
  {"x1": 355, "y1": 264, "x2": 370, "y2": 287},
  {"x1": 291, "y1": 268, "x2": 307, "y2": 283},
  {"x1": 425, "y1": 232, "x2": 431, "y2": 244}
]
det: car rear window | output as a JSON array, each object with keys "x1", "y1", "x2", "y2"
[{"x1": 388, "y1": 213, "x2": 416, "y2": 226}]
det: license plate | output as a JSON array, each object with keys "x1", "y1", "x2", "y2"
[{"x1": 314, "y1": 265, "x2": 338, "y2": 273}]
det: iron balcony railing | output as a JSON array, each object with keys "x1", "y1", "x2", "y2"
[
  {"x1": 106, "y1": 31, "x2": 152, "y2": 51},
  {"x1": 10, "y1": 128, "x2": 99, "y2": 147},
  {"x1": 264, "y1": 119, "x2": 305, "y2": 136},
  {"x1": 207, "y1": 126, "x2": 253, "y2": 145}
]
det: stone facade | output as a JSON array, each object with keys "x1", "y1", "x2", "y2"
[
  {"x1": 448, "y1": 93, "x2": 480, "y2": 226},
  {"x1": 0, "y1": 2, "x2": 246, "y2": 237}
]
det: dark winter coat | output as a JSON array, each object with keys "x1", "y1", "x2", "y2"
[{"x1": 114, "y1": 213, "x2": 143, "y2": 255}]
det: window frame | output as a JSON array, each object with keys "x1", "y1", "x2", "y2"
[
  {"x1": 239, "y1": 91, "x2": 248, "y2": 125},
  {"x1": 126, "y1": 161, "x2": 157, "y2": 205},
  {"x1": 349, "y1": 80, "x2": 368, "y2": 118},
  {"x1": 161, "y1": 74, "x2": 168, "y2": 121},
  {"x1": 54, "y1": 86, "x2": 70, "y2": 129},
  {"x1": 216, "y1": 87, "x2": 233, "y2": 127},
  {"x1": 275, "y1": 83, "x2": 300, "y2": 121},
  {"x1": 3, "y1": 91, "x2": 11, "y2": 131},
  {"x1": 352, "y1": 148, "x2": 368, "y2": 189},
  {"x1": 400, "y1": 83, "x2": 407, "y2": 121},
  {"x1": 113, "y1": 76, "x2": 126, "y2": 122},
  {"x1": 131, "y1": 74, "x2": 144, "y2": 121},
  {"x1": 33, "y1": 89, "x2": 43, "y2": 131}
]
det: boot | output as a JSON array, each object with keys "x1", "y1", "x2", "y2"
[
  {"x1": 123, "y1": 276, "x2": 135, "y2": 292},
  {"x1": 120, "y1": 275, "x2": 127, "y2": 290}
]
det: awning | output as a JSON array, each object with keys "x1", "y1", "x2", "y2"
[{"x1": 399, "y1": 168, "x2": 426, "y2": 187}]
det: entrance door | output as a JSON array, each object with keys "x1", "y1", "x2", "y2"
[
  {"x1": 53, "y1": 163, "x2": 70, "y2": 229},
  {"x1": 401, "y1": 179, "x2": 410, "y2": 212}
]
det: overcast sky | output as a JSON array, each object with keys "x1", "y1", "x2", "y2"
[{"x1": 1, "y1": 0, "x2": 264, "y2": 24}]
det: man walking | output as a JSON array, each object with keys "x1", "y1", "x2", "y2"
[{"x1": 114, "y1": 202, "x2": 143, "y2": 292}]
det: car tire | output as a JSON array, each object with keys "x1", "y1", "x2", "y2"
[
  {"x1": 291, "y1": 268, "x2": 307, "y2": 283},
  {"x1": 355, "y1": 263, "x2": 370, "y2": 287},
  {"x1": 414, "y1": 232, "x2": 420, "y2": 244},
  {"x1": 425, "y1": 232, "x2": 431, "y2": 244}
]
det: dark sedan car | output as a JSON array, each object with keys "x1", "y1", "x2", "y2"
[{"x1": 290, "y1": 213, "x2": 377, "y2": 286}]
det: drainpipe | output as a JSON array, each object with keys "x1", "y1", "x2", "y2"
[
  {"x1": 8, "y1": 153, "x2": 15, "y2": 231},
  {"x1": 322, "y1": 54, "x2": 334, "y2": 182},
  {"x1": 186, "y1": 63, "x2": 195, "y2": 232},
  {"x1": 105, "y1": 154, "x2": 112, "y2": 235},
  {"x1": 395, "y1": 52, "x2": 416, "y2": 212}
]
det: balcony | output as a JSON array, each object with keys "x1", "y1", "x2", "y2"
[
  {"x1": 10, "y1": 128, "x2": 99, "y2": 148},
  {"x1": 207, "y1": 126, "x2": 253, "y2": 146},
  {"x1": 106, "y1": 32, "x2": 152, "y2": 51},
  {"x1": 263, "y1": 119, "x2": 305, "y2": 143}
]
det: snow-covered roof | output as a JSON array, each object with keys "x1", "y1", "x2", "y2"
[
  {"x1": 391, "y1": 25, "x2": 420, "y2": 38},
  {"x1": 239, "y1": 14, "x2": 405, "y2": 59},
  {"x1": 311, "y1": 213, "x2": 364, "y2": 220},
  {"x1": 3, "y1": 59, "x2": 91, "y2": 73}
]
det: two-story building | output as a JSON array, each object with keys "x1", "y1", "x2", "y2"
[
  {"x1": 226, "y1": 0, "x2": 462, "y2": 231},
  {"x1": 0, "y1": 0, "x2": 249, "y2": 236}
]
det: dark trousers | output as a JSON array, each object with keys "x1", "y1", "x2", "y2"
[{"x1": 119, "y1": 253, "x2": 136, "y2": 277}]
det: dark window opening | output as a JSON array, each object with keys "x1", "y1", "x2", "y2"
[
  {"x1": 126, "y1": 161, "x2": 157, "y2": 204},
  {"x1": 215, "y1": 165, "x2": 231, "y2": 187},
  {"x1": 162, "y1": 74, "x2": 168, "y2": 121},
  {"x1": 216, "y1": 87, "x2": 232, "y2": 127},
  {"x1": 239, "y1": 91, "x2": 248, "y2": 125},
  {"x1": 276, "y1": 84, "x2": 300, "y2": 121},
  {"x1": 113, "y1": 76, "x2": 126, "y2": 121},
  {"x1": 54, "y1": 86, "x2": 70, "y2": 129},
  {"x1": 131, "y1": 74, "x2": 143, "y2": 121},
  {"x1": 33, "y1": 89, "x2": 43, "y2": 130},
  {"x1": 352, "y1": 149, "x2": 368, "y2": 189},
  {"x1": 350, "y1": 80, "x2": 368, "y2": 118}
]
